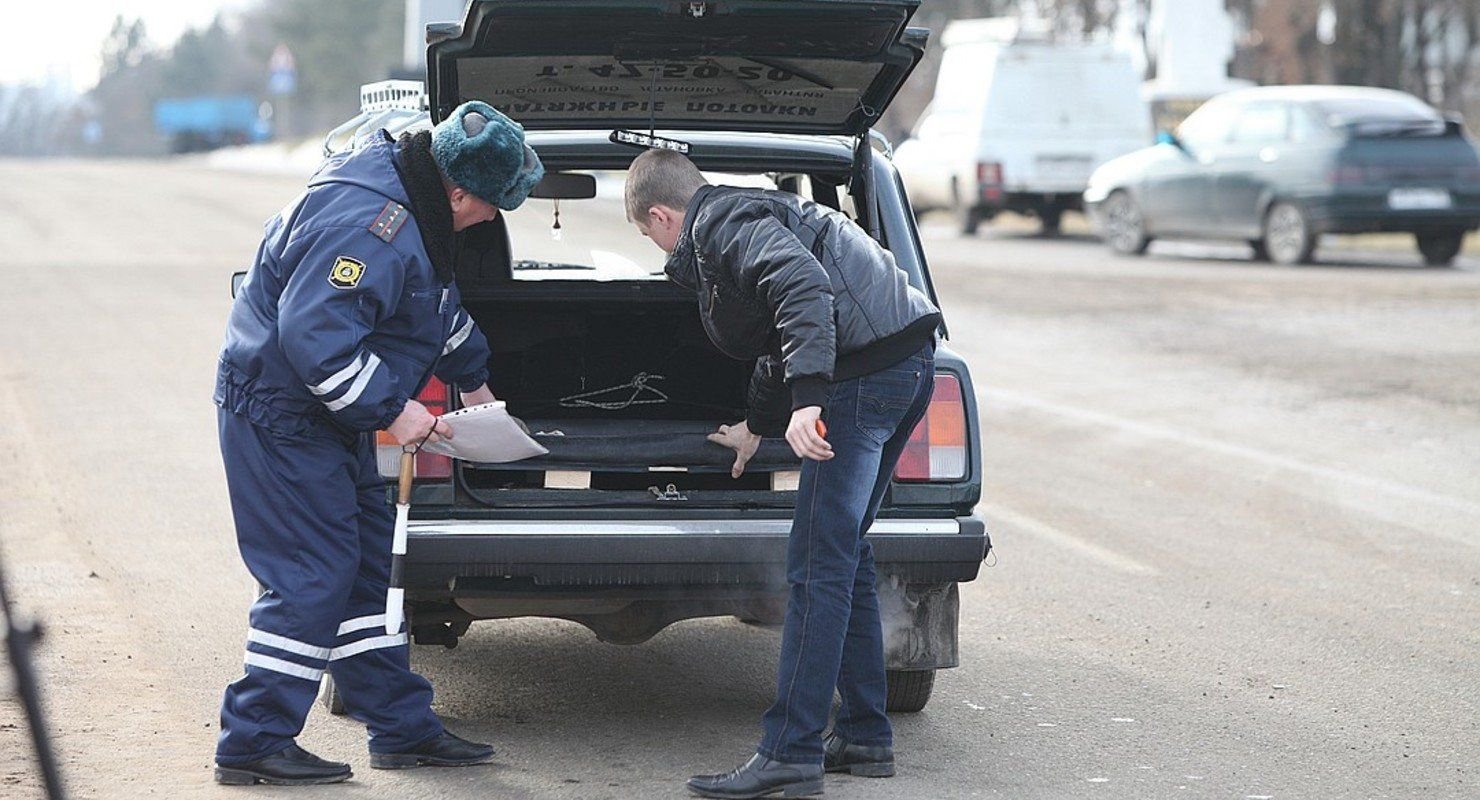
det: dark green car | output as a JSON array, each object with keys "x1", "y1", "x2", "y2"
[{"x1": 1085, "y1": 86, "x2": 1480, "y2": 266}]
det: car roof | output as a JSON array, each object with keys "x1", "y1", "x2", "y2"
[
  {"x1": 524, "y1": 129, "x2": 860, "y2": 175},
  {"x1": 1214, "y1": 84, "x2": 1431, "y2": 108}
]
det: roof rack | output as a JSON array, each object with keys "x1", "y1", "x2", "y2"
[{"x1": 322, "y1": 80, "x2": 432, "y2": 157}]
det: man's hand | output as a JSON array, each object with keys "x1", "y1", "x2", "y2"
[
  {"x1": 460, "y1": 383, "x2": 496, "y2": 407},
  {"x1": 786, "y1": 406, "x2": 833, "y2": 462},
  {"x1": 707, "y1": 420, "x2": 762, "y2": 478},
  {"x1": 386, "y1": 399, "x2": 452, "y2": 447}
]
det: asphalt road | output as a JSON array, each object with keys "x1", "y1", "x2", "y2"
[{"x1": 0, "y1": 160, "x2": 1476, "y2": 799}]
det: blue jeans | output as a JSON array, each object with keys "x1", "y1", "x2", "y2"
[{"x1": 758, "y1": 345, "x2": 936, "y2": 764}]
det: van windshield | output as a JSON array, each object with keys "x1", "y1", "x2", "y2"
[{"x1": 501, "y1": 170, "x2": 780, "y2": 280}]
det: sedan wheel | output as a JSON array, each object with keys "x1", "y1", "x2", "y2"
[
  {"x1": 1416, "y1": 230, "x2": 1465, "y2": 267},
  {"x1": 1101, "y1": 191, "x2": 1150, "y2": 255},
  {"x1": 1263, "y1": 202, "x2": 1317, "y2": 265}
]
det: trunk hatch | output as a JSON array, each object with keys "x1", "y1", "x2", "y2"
[{"x1": 426, "y1": 0, "x2": 926, "y2": 135}]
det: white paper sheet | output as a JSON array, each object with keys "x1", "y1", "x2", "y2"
[{"x1": 419, "y1": 401, "x2": 549, "y2": 463}]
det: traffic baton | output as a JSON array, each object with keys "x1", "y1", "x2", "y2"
[{"x1": 384, "y1": 447, "x2": 414, "y2": 635}]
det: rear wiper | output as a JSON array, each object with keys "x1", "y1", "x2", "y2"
[{"x1": 512, "y1": 259, "x2": 595, "y2": 270}]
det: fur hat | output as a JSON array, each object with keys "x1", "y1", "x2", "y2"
[{"x1": 430, "y1": 101, "x2": 544, "y2": 211}]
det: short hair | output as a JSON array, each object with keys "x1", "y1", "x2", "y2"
[{"x1": 624, "y1": 148, "x2": 709, "y2": 222}]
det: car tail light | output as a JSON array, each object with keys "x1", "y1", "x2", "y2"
[
  {"x1": 976, "y1": 161, "x2": 1004, "y2": 202},
  {"x1": 1330, "y1": 165, "x2": 1373, "y2": 185},
  {"x1": 376, "y1": 378, "x2": 452, "y2": 480},
  {"x1": 894, "y1": 374, "x2": 968, "y2": 483}
]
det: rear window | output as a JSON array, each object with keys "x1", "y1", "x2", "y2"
[
  {"x1": 1313, "y1": 95, "x2": 1443, "y2": 135},
  {"x1": 503, "y1": 170, "x2": 857, "y2": 281}
]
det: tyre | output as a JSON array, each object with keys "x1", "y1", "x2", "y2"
[
  {"x1": 1416, "y1": 230, "x2": 1465, "y2": 266},
  {"x1": 1039, "y1": 207, "x2": 1063, "y2": 236},
  {"x1": 958, "y1": 204, "x2": 983, "y2": 236},
  {"x1": 318, "y1": 673, "x2": 346, "y2": 715},
  {"x1": 1249, "y1": 239, "x2": 1271, "y2": 261},
  {"x1": 1100, "y1": 191, "x2": 1150, "y2": 255},
  {"x1": 1262, "y1": 201, "x2": 1317, "y2": 265},
  {"x1": 885, "y1": 669, "x2": 936, "y2": 713}
]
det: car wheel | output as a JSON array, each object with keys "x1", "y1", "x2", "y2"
[
  {"x1": 1416, "y1": 230, "x2": 1465, "y2": 266},
  {"x1": 1101, "y1": 191, "x2": 1150, "y2": 255},
  {"x1": 1039, "y1": 207, "x2": 1063, "y2": 236},
  {"x1": 1263, "y1": 202, "x2": 1317, "y2": 265},
  {"x1": 885, "y1": 669, "x2": 936, "y2": 713}
]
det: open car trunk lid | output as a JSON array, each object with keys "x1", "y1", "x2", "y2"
[{"x1": 426, "y1": 0, "x2": 926, "y2": 135}]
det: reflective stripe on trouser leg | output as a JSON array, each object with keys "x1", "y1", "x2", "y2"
[
  {"x1": 324, "y1": 433, "x2": 443, "y2": 755},
  {"x1": 215, "y1": 411, "x2": 361, "y2": 766}
]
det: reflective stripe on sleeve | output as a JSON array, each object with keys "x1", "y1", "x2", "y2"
[
  {"x1": 307, "y1": 353, "x2": 367, "y2": 397},
  {"x1": 324, "y1": 353, "x2": 383, "y2": 412},
  {"x1": 443, "y1": 316, "x2": 476, "y2": 356}
]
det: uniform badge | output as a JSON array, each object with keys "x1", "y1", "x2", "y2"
[{"x1": 328, "y1": 256, "x2": 366, "y2": 289}]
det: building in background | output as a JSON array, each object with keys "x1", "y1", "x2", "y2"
[{"x1": 1144, "y1": 0, "x2": 1251, "y2": 133}]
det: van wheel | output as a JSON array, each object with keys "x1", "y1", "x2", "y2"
[
  {"x1": 1263, "y1": 202, "x2": 1317, "y2": 265},
  {"x1": 958, "y1": 205, "x2": 983, "y2": 236},
  {"x1": 1039, "y1": 207, "x2": 1063, "y2": 235},
  {"x1": 885, "y1": 669, "x2": 936, "y2": 713},
  {"x1": 1101, "y1": 191, "x2": 1149, "y2": 255},
  {"x1": 318, "y1": 673, "x2": 346, "y2": 715},
  {"x1": 1416, "y1": 230, "x2": 1465, "y2": 266}
]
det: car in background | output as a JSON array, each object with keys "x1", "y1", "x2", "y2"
[
  {"x1": 894, "y1": 18, "x2": 1150, "y2": 235},
  {"x1": 300, "y1": 0, "x2": 988, "y2": 716},
  {"x1": 1085, "y1": 85, "x2": 1480, "y2": 266}
]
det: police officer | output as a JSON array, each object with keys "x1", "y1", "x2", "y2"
[{"x1": 212, "y1": 101, "x2": 543, "y2": 786}]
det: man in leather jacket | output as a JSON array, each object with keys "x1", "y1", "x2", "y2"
[{"x1": 625, "y1": 149, "x2": 942, "y2": 799}]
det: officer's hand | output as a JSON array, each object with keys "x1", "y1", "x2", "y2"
[
  {"x1": 707, "y1": 420, "x2": 762, "y2": 478},
  {"x1": 786, "y1": 406, "x2": 833, "y2": 462},
  {"x1": 460, "y1": 384, "x2": 496, "y2": 407},
  {"x1": 387, "y1": 399, "x2": 453, "y2": 447}
]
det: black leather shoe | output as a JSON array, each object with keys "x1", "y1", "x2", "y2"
[
  {"x1": 369, "y1": 731, "x2": 495, "y2": 769},
  {"x1": 822, "y1": 732, "x2": 895, "y2": 777},
  {"x1": 214, "y1": 743, "x2": 352, "y2": 786},
  {"x1": 686, "y1": 753, "x2": 824, "y2": 799}
]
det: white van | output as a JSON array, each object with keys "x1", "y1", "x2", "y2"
[{"x1": 895, "y1": 18, "x2": 1151, "y2": 234}]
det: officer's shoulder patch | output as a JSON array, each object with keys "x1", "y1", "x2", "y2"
[
  {"x1": 328, "y1": 256, "x2": 366, "y2": 289},
  {"x1": 369, "y1": 200, "x2": 409, "y2": 243}
]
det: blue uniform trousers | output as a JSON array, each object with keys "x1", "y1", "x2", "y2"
[
  {"x1": 215, "y1": 409, "x2": 443, "y2": 765},
  {"x1": 757, "y1": 346, "x2": 935, "y2": 764}
]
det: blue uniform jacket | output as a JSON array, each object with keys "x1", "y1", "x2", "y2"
[{"x1": 216, "y1": 133, "x2": 491, "y2": 438}]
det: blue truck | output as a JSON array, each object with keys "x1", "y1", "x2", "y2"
[{"x1": 153, "y1": 95, "x2": 271, "y2": 153}]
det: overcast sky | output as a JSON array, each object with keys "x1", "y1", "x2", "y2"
[{"x1": 0, "y1": 1, "x2": 243, "y2": 93}]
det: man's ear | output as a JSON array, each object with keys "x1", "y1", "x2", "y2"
[{"x1": 649, "y1": 204, "x2": 682, "y2": 230}]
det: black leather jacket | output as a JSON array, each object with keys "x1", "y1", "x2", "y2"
[{"x1": 664, "y1": 185, "x2": 941, "y2": 435}]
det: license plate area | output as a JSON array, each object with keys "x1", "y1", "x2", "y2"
[{"x1": 1388, "y1": 187, "x2": 1453, "y2": 210}]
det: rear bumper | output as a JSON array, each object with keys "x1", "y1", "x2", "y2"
[
  {"x1": 403, "y1": 516, "x2": 990, "y2": 592},
  {"x1": 1303, "y1": 191, "x2": 1480, "y2": 233},
  {"x1": 974, "y1": 191, "x2": 1083, "y2": 215}
]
